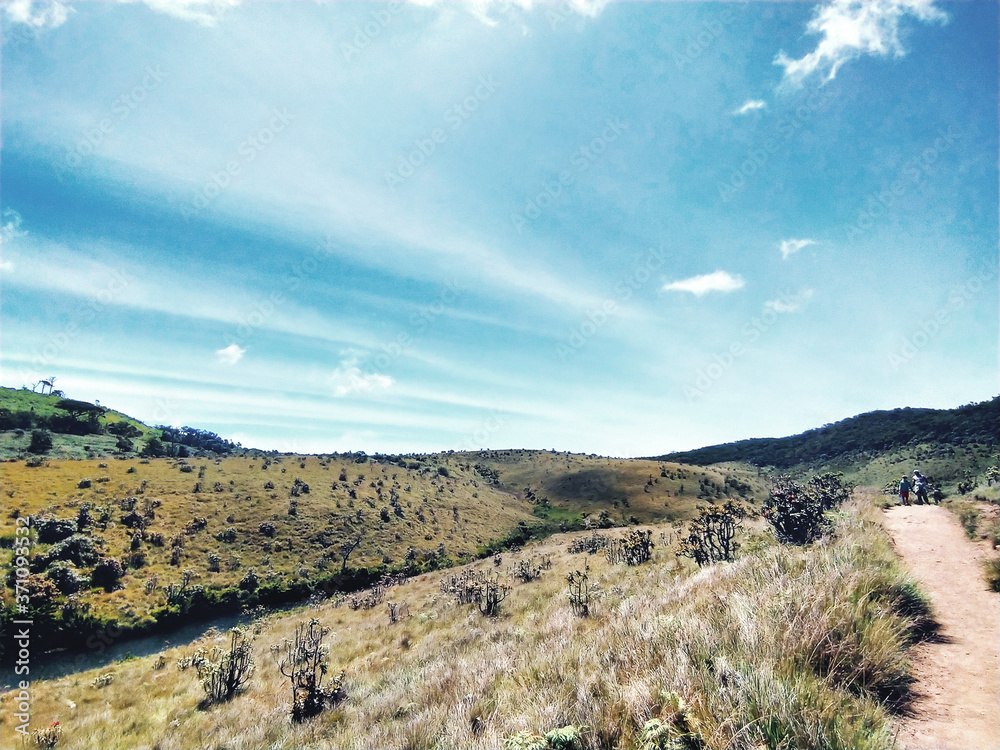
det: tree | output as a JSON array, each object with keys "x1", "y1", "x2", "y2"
[
  {"x1": 141, "y1": 436, "x2": 165, "y2": 457},
  {"x1": 339, "y1": 533, "x2": 363, "y2": 574},
  {"x1": 28, "y1": 429, "x2": 53, "y2": 454}
]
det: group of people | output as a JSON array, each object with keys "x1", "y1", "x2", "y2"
[{"x1": 898, "y1": 470, "x2": 941, "y2": 505}]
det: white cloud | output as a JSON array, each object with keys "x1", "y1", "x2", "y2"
[
  {"x1": 775, "y1": 0, "x2": 947, "y2": 88},
  {"x1": 778, "y1": 238, "x2": 817, "y2": 259},
  {"x1": 734, "y1": 99, "x2": 767, "y2": 115},
  {"x1": 3, "y1": 0, "x2": 72, "y2": 28},
  {"x1": 215, "y1": 343, "x2": 245, "y2": 365},
  {"x1": 764, "y1": 289, "x2": 814, "y2": 313},
  {"x1": 0, "y1": 259, "x2": 13, "y2": 274},
  {"x1": 2, "y1": 209, "x2": 28, "y2": 242},
  {"x1": 662, "y1": 270, "x2": 745, "y2": 297},
  {"x1": 403, "y1": 0, "x2": 607, "y2": 25},
  {"x1": 331, "y1": 353, "x2": 394, "y2": 397},
  {"x1": 123, "y1": 0, "x2": 240, "y2": 27}
]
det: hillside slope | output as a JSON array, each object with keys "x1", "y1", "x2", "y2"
[
  {"x1": 653, "y1": 397, "x2": 998, "y2": 471},
  {"x1": 0, "y1": 498, "x2": 931, "y2": 750}
]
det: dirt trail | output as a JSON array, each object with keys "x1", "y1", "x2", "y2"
[{"x1": 883, "y1": 504, "x2": 1000, "y2": 750}]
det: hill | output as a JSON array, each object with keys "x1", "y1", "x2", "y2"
[
  {"x1": 653, "y1": 397, "x2": 999, "y2": 475},
  {"x1": 1, "y1": 447, "x2": 763, "y2": 659},
  {"x1": 0, "y1": 386, "x2": 237, "y2": 459}
]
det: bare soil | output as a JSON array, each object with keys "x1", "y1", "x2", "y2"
[{"x1": 883, "y1": 504, "x2": 1000, "y2": 750}]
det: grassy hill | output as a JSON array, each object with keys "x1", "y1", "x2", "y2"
[
  {"x1": 0, "y1": 491, "x2": 931, "y2": 750},
  {"x1": 653, "y1": 397, "x2": 999, "y2": 489},
  {"x1": 0, "y1": 448, "x2": 762, "y2": 657}
]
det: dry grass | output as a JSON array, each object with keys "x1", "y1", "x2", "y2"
[{"x1": 1, "y1": 491, "x2": 929, "y2": 749}]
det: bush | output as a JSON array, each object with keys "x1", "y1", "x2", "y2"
[
  {"x1": 273, "y1": 617, "x2": 346, "y2": 722},
  {"x1": 91, "y1": 557, "x2": 125, "y2": 591},
  {"x1": 258, "y1": 522, "x2": 276, "y2": 538},
  {"x1": 77, "y1": 479, "x2": 92, "y2": 489},
  {"x1": 677, "y1": 501, "x2": 749, "y2": 567},
  {"x1": 762, "y1": 476, "x2": 833, "y2": 546},
  {"x1": 196, "y1": 626, "x2": 256, "y2": 704},
  {"x1": 36, "y1": 517, "x2": 77, "y2": 544},
  {"x1": 216, "y1": 527, "x2": 238, "y2": 543},
  {"x1": 28, "y1": 429, "x2": 53, "y2": 454},
  {"x1": 36, "y1": 534, "x2": 99, "y2": 569},
  {"x1": 46, "y1": 562, "x2": 87, "y2": 594}
]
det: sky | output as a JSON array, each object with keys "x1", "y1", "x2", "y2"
[{"x1": 1, "y1": 0, "x2": 997, "y2": 457}]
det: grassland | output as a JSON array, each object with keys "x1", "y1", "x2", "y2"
[
  {"x1": 0, "y1": 490, "x2": 932, "y2": 750},
  {"x1": 0, "y1": 450, "x2": 766, "y2": 642}
]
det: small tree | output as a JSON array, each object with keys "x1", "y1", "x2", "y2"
[
  {"x1": 677, "y1": 501, "x2": 749, "y2": 567},
  {"x1": 762, "y1": 476, "x2": 828, "y2": 545},
  {"x1": 339, "y1": 533, "x2": 363, "y2": 574},
  {"x1": 196, "y1": 626, "x2": 256, "y2": 704},
  {"x1": 28, "y1": 429, "x2": 53, "y2": 454},
  {"x1": 272, "y1": 618, "x2": 345, "y2": 722}
]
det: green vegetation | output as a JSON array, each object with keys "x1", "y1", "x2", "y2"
[
  {"x1": 655, "y1": 397, "x2": 998, "y2": 470},
  {"x1": 0, "y1": 490, "x2": 932, "y2": 749}
]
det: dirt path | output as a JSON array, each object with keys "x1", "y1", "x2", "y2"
[{"x1": 883, "y1": 504, "x2": 1000, "y2": 750}]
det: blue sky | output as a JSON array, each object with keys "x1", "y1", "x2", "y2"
[{"x1": 1, "y1": 0, "x2": 996, "y2": 456}]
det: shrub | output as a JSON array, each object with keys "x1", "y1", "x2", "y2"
[
  {"x1": 31, "y1": 720, "x2": 62, "y2": 748},
  {"x1": 36, "y1": 517, "x2": 77, "y2": 544},
  {"x1": 216, "y1": 527, "x2": 237, "y2": 543},
  {"x1": 46, "y1": 562, "x2": 86, "y2": 594},
  {"x1": 762, "y1": 476, "x2": 830, "y2": 545},
  {"x1": 28, "y1": 429, "x2": 53, "y2": 454},
  {"x1": 985, "y1": 557, "x2": 1000, "y2": 593},
  {"x1": 258, "y1": 522, "x2": 276, "y2": 537},
  {"x1": 272, "y1": 617, "x2": 346, "y2": 722},
  {"x1": 37, "y1": 534, "x2": 99, "y2": 569},
  {"x1": 91, "y1": 557, "x2": 125, "y2": 591},
  {"x1": 240, "y1": 568, "x2": 259, "y2": 592},
  {"x1": 196, "y1": 626, "x2": 256, "y2": 704},
  {"x1": 567, "y1": 566, "x2": 590, "y2": 617},
  {"x1": 77, "y1": 479, "x2": 92, "y2": 489},
  {"x1": 477, "y1": 572, "x2": 510, "y2": 616},
  {"x1": 677, "y1": 501, "x2": 750, "y2": 567},
  {"x1": 207, "y1": 552, "x2": 221, "y2": 572}
]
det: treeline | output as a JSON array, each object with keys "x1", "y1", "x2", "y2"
[
  {"x1": 0, "y1": 394, "x2": 237, "y2": 456},
  {"x1": 156, "y1": 426, "x2": 237, "y2": 455},
  {"x1": 656, "y1": 397, "x2": 999, "y2": 468}
]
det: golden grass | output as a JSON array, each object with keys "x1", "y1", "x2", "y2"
[{"x1": 2, "y1": 490, "x2": 929, "y2": 749}]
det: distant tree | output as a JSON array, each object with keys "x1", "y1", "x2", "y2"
[
  {"x1": 141, "y1": 436, "x2": 165, "y2": 457},
  {"x1": 28, "y1": 429, "x2": 53, "y2": 454},
  {"x1": 339, "y1": 533, "x2": 363, "y2": 574}
]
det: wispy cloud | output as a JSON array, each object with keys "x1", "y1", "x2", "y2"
[
  {"x1": 663, "y1": 270, "x2": 745, "y2": 297},
  {"x1": 778, "y1": 238, "x2": 817, "y2": 259},
  {"x1": 403, "y1": 0, "x2": 608, "y2": 25},
  {"x1": 775, "y1": 0, "x2": 947, "y2": 88},
  {"x1": 331, "y1": 352, "x2": 394, "y2": 397},
  {"x1": 3, "y1": 0, "x2": 72, "y2": 28},
  {"x1": 124, "y1": 0, "x2": 240, "y2": 27},
  {"x1": 734, "y1": 99, "x2": 767, "y2": 115},
  {"x1": 2, "y1": 209, "x2": 28, "y2": 242},
  {"x1": 765, "y1": 289, "x2": 814, "y2": 313},
  {"x1": 215, "y1": 343, "x2": 245, "y2": 365}
]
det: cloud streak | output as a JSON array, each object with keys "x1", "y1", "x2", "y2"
[
  {"x1": 775, "y1": 0, "x2": 947, "y2": 88},
  {"x1": 663, "y1": 270, "x2": 745, "y2": 297},
  {"x1": 778, "y1": 238, "x2": 817, "y2": 259},
  {"x1": 734, "y1": 99, "x2": 767, "y2": 115}
]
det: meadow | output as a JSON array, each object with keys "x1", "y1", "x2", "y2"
[{"x1": 0, "y1": 490, "x2": 932, "y2": 750}]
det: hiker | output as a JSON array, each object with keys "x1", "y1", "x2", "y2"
[
  {"x1": 899, "y1": 474, "x2": 912, "y2": 505},
  {"x1": 913, "y1": 470, "x2": 929, "y2": 505}
]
